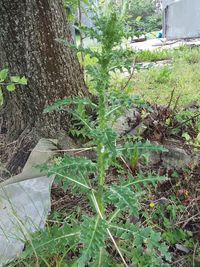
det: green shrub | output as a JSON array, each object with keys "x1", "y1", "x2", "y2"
[{"x1": 127, "y1": 0, "x2": 162, "y2": 33}]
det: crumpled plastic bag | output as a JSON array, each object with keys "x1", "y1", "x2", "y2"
[
  {"x1": 0, "y1": 176, "x2": 54, "y2": 266},
  {"x1": 0, "y1": 139, "x2": 57, "y2": 266}
]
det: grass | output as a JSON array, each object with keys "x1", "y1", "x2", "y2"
[
  {"x1": 111, "y1": 46, "x2": 200, "y2": 107},
  {"x1": 135, "y1": 48, "x2": 173, "y2": 62},
  {"x1": 135, "y1": 45, "x2": 200, "y2": 63},
  {"x1": 133, "y1": 60, "x2": 200, "y2": 106}
]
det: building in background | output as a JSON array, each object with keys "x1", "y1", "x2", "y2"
[{"x1": 163, "y1": 0, "x2": 200, "y2": 39}]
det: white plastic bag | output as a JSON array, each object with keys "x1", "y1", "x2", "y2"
[
  {"x1": 0, "y1": 139, "x2": 57, "y2": 266},
  {"x1": 0, "y1": 176, "x2": 54, "y2": 266}
]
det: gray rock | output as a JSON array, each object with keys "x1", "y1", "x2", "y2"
[
  {"x1": 161, "y1": 139, "x2": 200, "y2": 170},
  {"x1": 111, "y1": 108, "x2": 141, "y2": 135},
  {"x1": 175, "y1": 244, "x2": 190, "y2": 254},
  {"x1": 150, "y1": 139, "x2": 200, "y2": 170}
]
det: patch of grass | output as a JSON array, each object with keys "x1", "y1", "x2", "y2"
[
  {"x1": 135, "y1": 48, "x2": 173, "y2": 62},
  {"x1": 135, "y1": 45, "x2": 200, "y2": 63},
  {"x1": 133, "y1": 57, "x2": 200, "y2": 106}
]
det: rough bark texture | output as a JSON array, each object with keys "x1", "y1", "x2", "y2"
[{"x1": 0, "y1": 0, "x2": 88, "y2": 174}]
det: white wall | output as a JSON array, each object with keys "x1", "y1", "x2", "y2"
[
  {"x1": 162, "y1": 0, "x2": 181, "y2": 9},
  {"x1": 164, "y1": 0, "x2": 200, "y2": 39}
]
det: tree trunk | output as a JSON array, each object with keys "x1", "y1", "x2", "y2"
[{"x1": 0, "y1": 0, "x2": 88, "y2": 174}]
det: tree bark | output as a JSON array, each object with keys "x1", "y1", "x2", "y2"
[{"x1": 0, "y1": 0, "x2": 88, "y2": 174}]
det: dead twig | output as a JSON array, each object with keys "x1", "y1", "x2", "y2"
[
  {"x1": 171, "y1": 94, "x2": 181, "y2": 116},
  {"x1": 35, "y1": 146, "x2": 96, "y2": 153},
  {"x1": 121, "y1": 59, "x2": 136, "y2": 91},
  {"x1": 167, "y1": 88, "x2": 176, "y2": 110},
  {"x1": 193, "y1": 243, "x2": 199, "y2": 267},
  {"x1": 179, "y1": 112, "x2": 200, "y2": 126}
]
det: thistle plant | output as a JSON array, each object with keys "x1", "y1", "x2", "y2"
[{"x1": 21, "y1": 2, "x2": 171, "y2": 266}]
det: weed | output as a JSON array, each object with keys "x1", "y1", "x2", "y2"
[{"x1": 15, "y1": 2, "x2": 171, "y2": 267}]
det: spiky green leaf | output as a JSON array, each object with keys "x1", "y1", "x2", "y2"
[
  {"x1": 110, "y1": 222, "x2": 171, "y2": 262},
  {"x1": 21, "y1": 224, "x2": 80, "y2": 257},
  {"x1": 117, "y1": 141, "x2": 168, "y2": 158},
  {"x1": 52, "y1": 154, "x2": 97, "y2": 174},
  {"x1": 123, "y1": 172, "x2": 167, "y2": 188},
  {"x1": 43, "y1": 97, "x2": 96, "y2": 113},
  {"x1": 37, "y1": 154, "x2": 96, "y2": 192},
  {"x1": 105, "y1": 185, "x2": 140, "y2": 215},
  {"x1": 78, "y1": 216, "x2": 107, "y2": 267},
  {"x1": 90, "y1": 248, "x2": 115, "y2": 267}
]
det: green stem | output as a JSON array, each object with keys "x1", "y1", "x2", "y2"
[
  {"x1": 96, "y1": 65, "x2": 109, "y2": 215},
  {"x1": 98, "y1": 90, "x2": 106, "y2": 186}
]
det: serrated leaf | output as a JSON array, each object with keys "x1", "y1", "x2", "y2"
[
  {"x1": 37, "y1": 154, "x2": 96, "y2": 192},
  {"x1": 19, "y1": 76, "x2": 28, "y2": 85},
  {"x1": 43, "y1": 97, "x2": 96, "y2": 113},
  {"x1": 90, "y1": 248, "x2": 115, "y2": 267},
  {"x1": 109, "y1": 222, "x2": 140, "y2": 241},
  {"x1": 6, "y1": 84, "x2": 15, "y2": 92},
  {"x1": 134, "y1": 226, "x2": 152, "y2": 247},
  {"x1": 50, "y1": 154, "x2": 97, "y2": 174},
  {"x1": 21, "y1": 224, "x2": 80, "y2": 257},
  {"x1": 11, "y1": 76, "x2": 21, "y2": 83},
  {"x1": 109, "y1": 222, "x2": 170, "y2": 262},
  {"x1": 0, "y1": 69, "x2": 8, "y2": 82},
  {"x1": 124, "y1": 172, "x2": 167, "y2": 188},
  {"x1": 119, "y1": 141, "x2": 168, "y2": 154},
  {"x1": 159, "y1": 243, "x2": 171, "y2": 261},
  {"x1": 78, "y1": 216, "x2": 107, "y2": 267},
  {"x1": 105, "y1": 185, "x2": 140, "y2": 215}
]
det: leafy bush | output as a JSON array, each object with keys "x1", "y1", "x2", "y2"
[{"x1": 127, "y1": 0, "x2": 162, "y2": 33}]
